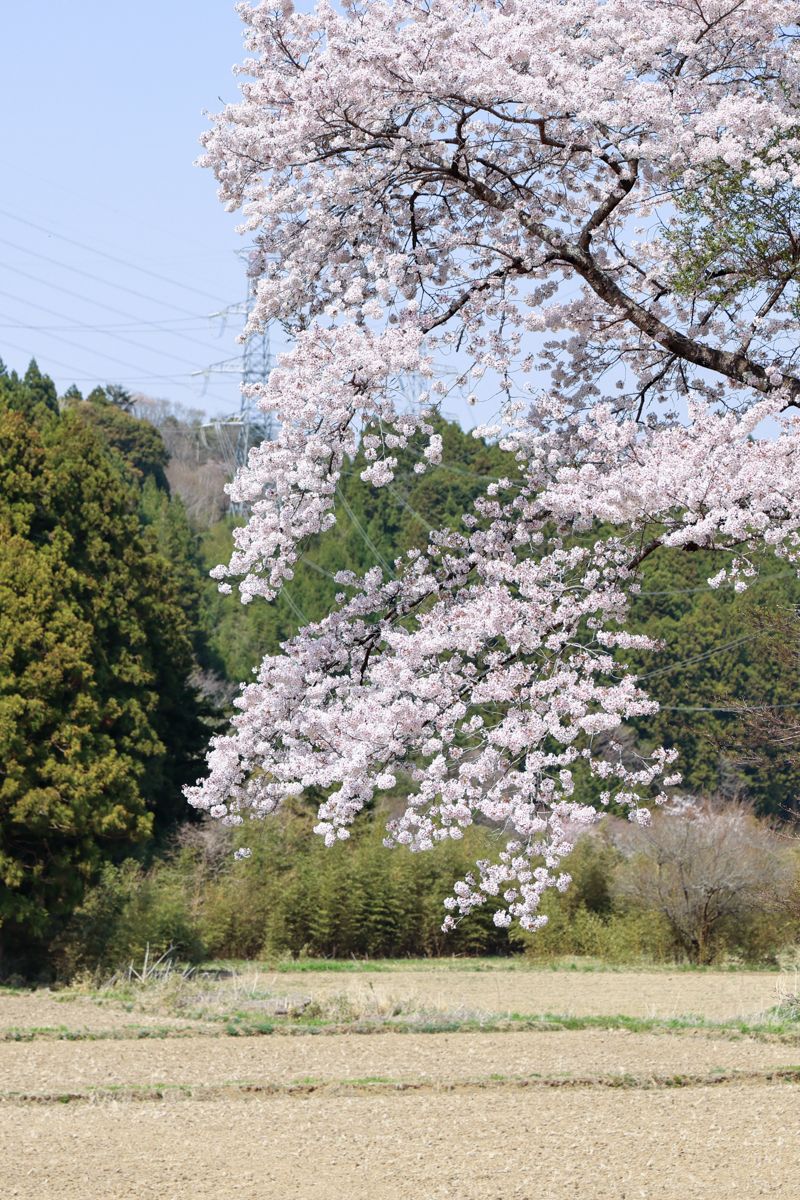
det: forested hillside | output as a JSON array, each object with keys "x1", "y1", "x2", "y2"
[
  {"x1": 0, "y1": 362, "x2": 206, "y2": 973},
  {"x1": 1, "y1": 355, "x2": 798, "y2": 975}
]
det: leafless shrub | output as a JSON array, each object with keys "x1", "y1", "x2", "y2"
[
  {"x1": 130, "y1": 392, "x2": 233, "y2": 524},
  {"x1": 166, "y1": 458, "x2": 230, "y2": 525},
  {"x1": 189, "y1": 666, "x2": 239, "y2": 712},
  {"x1": 130, "y1": 393, "x2": 205, "y2": 430},
  {"x1": 610, "y1": 798, "x2": 797, "y2": 964},
  {"x1": 176, "y1": 818, "x2": 236, "y2": 879}
]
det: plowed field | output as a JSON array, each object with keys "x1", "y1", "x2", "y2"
[
  {"x1": 2, "y1": 966, "x2": 798, "y2": 1198},
  {"x1": 259, "y1": 966, "x2": 783, "y2": 1020}
]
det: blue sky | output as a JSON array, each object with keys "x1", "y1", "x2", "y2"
[
  {"x1": 0, "y1": 2, "x2": 261, "y2": 415},
  {"x1": 0, "y1": 1, "x2": 499, "y2": 429}
]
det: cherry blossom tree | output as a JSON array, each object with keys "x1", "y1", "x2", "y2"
[{"x1": 187, "y1": 0, "x2": 800, "y2": 932}]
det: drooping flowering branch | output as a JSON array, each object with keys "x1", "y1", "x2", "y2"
[{"x1": 189, "y1": 0, "x2": 800, "y2": 930}]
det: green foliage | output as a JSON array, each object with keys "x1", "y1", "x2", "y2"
[
  {"x1": 3, "y1": 350, "x2": 800, "y2": 979},
  {"x1": 138, "y1": 477, "x2": 207, "y2": 665},
  {"x1": 56, "y1": 815, "x2": 799, "y2": 980},
  {"x1": 517, "y1": 835, "x2": 675, "y2": 963},
  {"x1": 76, "y1": 389, "x2": 169, "y2": 489},
  {"x1": 0, "y1": 364, "x2": 207, "y2": 974},
  {"x1": 55, "y1": 807, "x2": 516, "y2": 976},
  {"x1": 196, "y1": 805, "x2": 513, "y2": 960},
  {"x1": 199, "y1": 416, "x2": 515, "y2": 682},
  {"x1": 628, "y1": 547, "x2": 800, "y2": 815},
  {"x1": 523, "y1": 902, "x2": 675, "y2": 964},
  {"x1": 668, "y1": 154, "x2": 800, "y2": 317},
  {"x1": 0, "y1": 408, "x2": 145, "y2": 967},
  {"x1": 195, "y1": 417, "x2": 800, "y2": 820},
  {"x1": 0, "y1": 358, "x2": 58, "y2": 423},
  {"x1": 54, "y1": 859, "x2": 205, "y2": 980}
]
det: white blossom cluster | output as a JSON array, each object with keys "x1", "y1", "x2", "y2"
[{"x1": 189, "y1": 0, "x2": 800, "y2": 930}]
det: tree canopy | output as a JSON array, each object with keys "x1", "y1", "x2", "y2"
[
  {"x1": 189, "y1": 0, "x2": 800, "y2": 934},
  {"x1": 2, "y1": 334, "x2": 799, "y2": 974},
  {"x1": 0, "y1": 371, "x2": 205, "y2": 973}
]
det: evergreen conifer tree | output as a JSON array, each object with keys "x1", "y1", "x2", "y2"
[{"x1": 0, "y1": 367, "x2": 206, "y2": 973}]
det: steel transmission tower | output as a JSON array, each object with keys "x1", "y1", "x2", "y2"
[{"x1": 196, "y1": 277, "x2": 277, "y2": 513}]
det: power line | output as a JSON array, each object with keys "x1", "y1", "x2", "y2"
[
  {"x1": 0, "y1": 335, "x2": 231, "y2": 406},
  {"x1": 637, "y1": 634, "x2": 761, "y2": 682},
  {"x1": 436, "y1": 461, "x2": 505, "y2": 485},
  {"x1": 0, "y1": 308, "x2": 200, "y2": 381},
  {"x1": 0, "y1": 207, "x2": 226, "y2": 304},
  {"x1": 198, "y1": 277, "x2": 277, "y2": 515},
  {"x1": 0, "y1": 235, "x2": 202, "y2": 318},
  {"x1": 280, "y1": 587, "x2": 310, "y2": 629},
  {"x1": 0, "y1": 319, "x2": 220, "y2": 333},
  {"x1": 636, "y1": 570, "x2": 798, "y2": 598},
  {"x1": 299, "y1": 556, "x2": 345, "y2": 584},
  {"x1": 335, "y1": 485, "x2": 394, "y2": 575},
  {"x1": 661, "y1": 701, "x2": 800, "y2": 714},
  {"x1": 16, "y1": 169, "x2": 235, "y2": 259},
  {"x1": 0, "y1": 306, "x2": 203, "y2": 372},
  {"x1": 385, "y1": 480, "x2": 436, "y2": 533},
  {"x1": 0, "y1": 270, "x2": 229, "y2": 357},
  {"x1": 0, "y1": 337, "x2": 114, "y2": 385}
]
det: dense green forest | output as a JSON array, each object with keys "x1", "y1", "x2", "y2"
[{"x1": 1, "y1": 356, "x2": 798, "y2": 977}]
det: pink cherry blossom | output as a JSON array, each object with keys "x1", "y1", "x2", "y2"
[{"x1": 188, "y1": 0, "x2": 800, "y2": 931}]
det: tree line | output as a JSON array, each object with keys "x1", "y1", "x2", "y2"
[{"x1": 1, "y1": 356, "x2": 798, "y2": 977}]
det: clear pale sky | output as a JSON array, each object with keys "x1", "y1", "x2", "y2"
[
  {"x1": 0, "y1": 2, "x2": 265, "y2": 415},
  {"x1": 0, "y1": 1, "x2": 487, "y2": 428}
]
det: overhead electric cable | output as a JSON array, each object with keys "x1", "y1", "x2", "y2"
[
  {"x1": 17, "y1": 169, "x2": 236, "y2": 257},
  {"x1": 0, "y1": 319, "x2": 219, "y2": 333},
  {"x1": 281, "y1": 588, "x2": 310, "y2": 629},
  {"x1": 0, "y1": 207, "x2": 227, "y2": 303},
  {"x1": 299, "y1": 556, "x2": 347, "y2": 584},
  {"x1": 0, "y1": 335, "x2": 232, "y2": 406},
  {"x1": 0, "y1": 303, "x2": 204, "y2": 371},
  {"x1": 335, "y1": 485, "x2": 394, "y2": 575},
  {"x1": 636, "y1": 570, "x2": 798, "y2": 597},
  {"x1": 636, "y1": 634, "x2": 760, "y2": 682},
  {"x1": 0, "y1": 308, "x2": 201, "y2": 379},
  {"x1": 0, "y1": 269, "x2": 231, "y2": 356},
  {"x1": 660, "y1": 701, "x2": 800, "y2": 713},
  {"x1": 0, "y1": 337, "x2": 110, "y2": 384},
  {"x1": 0, "y1": 235, "x2": 202, "y2": 317}
]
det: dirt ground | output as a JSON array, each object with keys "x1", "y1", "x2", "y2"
[
  {"x1": 2, "y1": 1028, "x2": 796, "y2": 1095},
  {"x1": 264, "y1": 966, "x2": 785, "y2": 1020},
  {"x1": 0, "y1": 991, "x2": 207, "y2": 1035},
  {"x1": 2, "y1": 1085, "x2": 798, "y2": 1199},
  {"x1": 2, "y1": 967, "x2": 799, "y2": 1197},
  {"x1": 0, "y1": 968, "x2": 783, "y2": 1037}
]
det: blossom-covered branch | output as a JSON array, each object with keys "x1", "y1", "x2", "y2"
[{"x1": 189, "y1": 0, "x2": 800, "y2": 930}]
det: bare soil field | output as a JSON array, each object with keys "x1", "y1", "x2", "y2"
[
  {"x1": 2, "y1": 1085, "x2": 798, "y2": 1199},
  {"x1": 0, "y1": 967, "x2": 785, "y2": 1038},
  {"x1": 2, "y1": 965, "x2": 798, "y2": 1197},
  {"x1": 263, "y1": 966, "x2": 784, "y2": 1021},
  {"x1": 0, "y1": 992, "x2": 207, "y2": 1036},
  {"x1": 2, "y1": 1028, "x2": 797, "y2": 1097}
]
